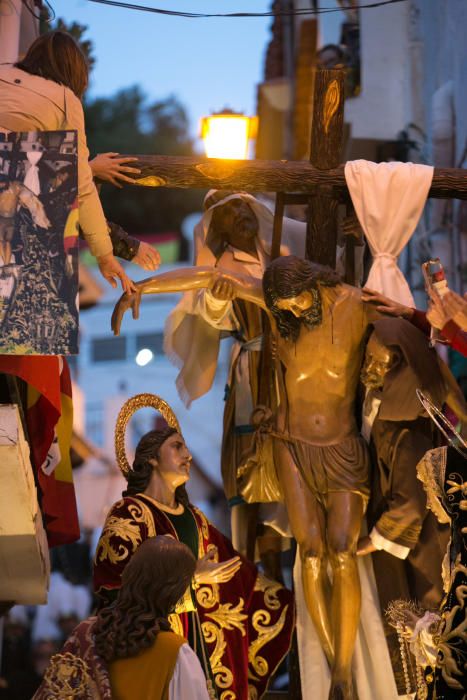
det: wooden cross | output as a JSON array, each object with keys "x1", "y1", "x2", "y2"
[
  {"x1": 124, "y1": 67, "x2": 466, "y2": 279},
  {"x1": 121, "y1": 61, "x2": 467, "y2": 290}
]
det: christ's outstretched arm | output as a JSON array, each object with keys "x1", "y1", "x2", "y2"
[{"x1": 111, "y1": 265, "x2": 265, "y2": 335}]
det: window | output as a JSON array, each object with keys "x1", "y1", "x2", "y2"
[
  {"x1": 136, "y1": 332, "x2": 164, "y2": 355},
  {"x1": 91, "y1": 336, "x2": 127, "y2": 362}
]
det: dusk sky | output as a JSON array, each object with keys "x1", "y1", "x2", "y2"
[{"x1": 50, "y1": 1, "x2": 343, "y2": 146}]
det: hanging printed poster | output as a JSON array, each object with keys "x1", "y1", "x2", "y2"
[{"x1": 0, "y1": 129, "x2": 79, "y2": 354}]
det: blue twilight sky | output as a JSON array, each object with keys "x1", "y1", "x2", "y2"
[{"x1": 49, "y1": 0, "x2": 344, "y2": 145}]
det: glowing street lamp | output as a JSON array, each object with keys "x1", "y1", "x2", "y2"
[{"x1": 200, "y1": 109, "x2": 258, "y2": 159}]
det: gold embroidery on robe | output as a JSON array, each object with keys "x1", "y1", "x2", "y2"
[
  {"x1": 202, "y1": 621, "x2": 234, "y2": 690},
  {"x1": 43, "y1": 652, "x2": 91, "y2": 698},
  {"x1": 376, "y1": 514, "x2": 422, "y2": 547},
  {"x1": 254, "y1": 573, "x2": 282, "y2": 611},
  {"x1": 192, "y1": 506, "x2": 211, "y2": 550},
  {"x1": 205, "y1": 600, "x2": 247, "y2": 636},
  {"x1": 248, "y1": 606, "x2": 289, "y2": 679},
  {"x1": 435, "y1": 561, "x2": 467, "y2": 690},
  {"x1": 168, "y1": 613, "x2": 184, "y2": 637},
  {"x1": 95, "y1": 499, "x2": 156, "y2": 566},
  {"x1": 196, "y1": 543, "x2": 220, "y2": 609}
]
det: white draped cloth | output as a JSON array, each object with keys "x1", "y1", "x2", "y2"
[
  {"x1": 294, "y1": 553, "x2": 402, "y2": 700},
  {"x1": 345, "y1": 160, "x2": 434, "y2": 306}
]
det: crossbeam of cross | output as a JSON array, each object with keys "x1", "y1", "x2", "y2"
[{"x1": 120, "y1": 68, "x2": 466, "y2": 272}]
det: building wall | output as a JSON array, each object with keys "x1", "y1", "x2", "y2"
[
  {"x1": 344, "y1": 0, "x2": 466, "y2": 158},
  {"x1": 415, "y1": 0, "x2": 467, "y2": 165},
  {"x1": 77, "y1": 263, "x2": 230, "y2": 491},
  {"x1": 344, "y1": 1, "x2": 412, "y2": 141}
]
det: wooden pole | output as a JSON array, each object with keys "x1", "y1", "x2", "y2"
[
  {"x1": 126, "y1": 156, "x2": 467, "y2": 201},
  {"x1": 306, "y1": 68, "x2": 346, "y2": 266}
]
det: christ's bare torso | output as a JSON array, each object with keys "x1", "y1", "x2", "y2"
[
  {"x1": 0, "y1": 185, "x2": 20, "y2": 218},
  {"x1": 276, "y1": 285, "x2": 372, "y2": 445}
]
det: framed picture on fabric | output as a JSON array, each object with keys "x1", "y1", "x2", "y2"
[{"x1": 0, "y1": 129, "x2": 79, "y2": 354}]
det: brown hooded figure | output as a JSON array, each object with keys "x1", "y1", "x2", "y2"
[{"x1": 359, "y1": 318, "x2": 451, "y2": 693}]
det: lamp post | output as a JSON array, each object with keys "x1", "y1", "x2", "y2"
[{"x1": 200, "y1": 109, "x2": 258, "y2": 159}]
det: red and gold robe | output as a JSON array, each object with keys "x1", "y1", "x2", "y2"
[{"x1": 93, "y1": 494, "x2": 294, "y2": 700}]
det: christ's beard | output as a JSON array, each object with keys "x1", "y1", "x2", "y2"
[{"x1": 300, "y1": 288, "x2": 322, "y2": 328}]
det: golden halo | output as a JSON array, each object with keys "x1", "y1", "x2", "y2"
[{"x1": 115, "y1": 393, "x2": 181, "y2": 476}]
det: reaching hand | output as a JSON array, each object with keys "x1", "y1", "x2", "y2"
[
  {"x1": 441, "y1": 290, "x2": 467, "y2": 331},
  {"x1": 356, "y1": 535, "x2": 377, "y2": 556},
  {"x1": 210, "y1": 274, "x2": 237, "y2": 301},
  {"x1": 132, "y1": 241, "x2": 161, "y2": 271},
  {"x1": 97, "y1": 253, "x2": 136, "y2": 294},
  {"x1": 90, "y1": 152, "x2": 141, "y2": 188},
  {"x1": 361, "y1": 288, "x2": 413, "y2": 319},
  {"x1": 426, "y1": 289, "x2": 448, "y2": 330},
  {"x1": 194, "y1": 548, "x2": 241, "y2": 586},
  {"x1": 111, "y1": 288, "x2": 142, "y2": 335}
]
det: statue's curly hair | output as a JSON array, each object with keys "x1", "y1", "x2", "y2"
[
  {"x1": 263, "y1": 255, "x2": 341, "y2": 342},
  {"x1": 123, "y1": 427, "x2": 190, "y2": 507},
  {"x1": 93, "y1": 536, "x2": 196, "y2": 662}
]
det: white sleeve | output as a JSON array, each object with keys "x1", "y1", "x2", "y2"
[
  {"x1": 369, "y1": 527, "x2": 410, "y2": 560},
  {"x1": 169, "y1": 643, "x2": 211, "y2": 700}
]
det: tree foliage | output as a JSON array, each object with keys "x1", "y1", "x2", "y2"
[{"x1": 85, "y1": 87, "x2": 202, "y2": 235}]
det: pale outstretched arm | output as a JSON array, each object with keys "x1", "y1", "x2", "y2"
[
  {"x1": 18, "y1": 185, "x2": 50, "y2": 229},
  {"x1": 111, "y1": 266, "x2": 265, "y2": 335}
]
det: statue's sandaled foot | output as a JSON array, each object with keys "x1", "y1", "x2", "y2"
[{"x1": 328, "y1": 679, "x2": 355, "y2": 700}]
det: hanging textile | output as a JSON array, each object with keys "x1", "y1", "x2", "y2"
[{"x1": 345, "y1": 159, "x2": 433, "y2": 306}]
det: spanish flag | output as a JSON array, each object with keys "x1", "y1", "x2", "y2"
[
  {"x1": 0, "y1": 356, "x2": 80, "y2": 546},
  {"x1": 63, "y1": 197, "x2": 79, "y2": 253}
]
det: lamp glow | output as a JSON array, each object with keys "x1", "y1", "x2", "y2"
[
  {"x1": 135, "y1": 348, "x2": 153, "y2": 366},
  {"x1": 201, "y1": 111, "x2": 258, "y2": 160}
]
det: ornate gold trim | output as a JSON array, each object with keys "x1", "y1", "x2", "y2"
[
  {"x1": 42, "y1": 652, "x2": 91, "y2": 698},
  {"x1": 115, "y1": 393, "x2": 181, "y2": 476},
  {"x1": 140, "y1": 493, "x2": 184, "y2": 515},
  {"x1": 254, "y1": 573, "x2": 282, "y2": 611},
  {"x1": 205, "y1": 600, "x2": 247, "y2": 636},
  {"x1": 248, "y1": 606, "x2": 289, "y2": 679},
  {"x1": 95, "y1": 498, "x2": 156, "y2": 565}
]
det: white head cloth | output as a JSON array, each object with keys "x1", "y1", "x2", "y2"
[
  {"x1": 193, "y1": 189, "x2": 305, "y2": 264},
  {"x1": 164, "y1": 191, "x2": 306, "y2": 406},
  {"x1": 345, "y1": 160, "x2": 434, "y2": 306},
  {"x1": 24, "y1": 150, "x2": 43, "y2": 195}
]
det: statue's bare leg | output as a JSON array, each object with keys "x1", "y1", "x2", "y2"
[
  {"x1": 4, "y1": 241, "x2": 11, "y2": 265},
  {"x1": 326, "y1": 491, "x2": 365, "y2": 699},
  {"x1": 274, "y1": 440, "x2": 334, "y2": 666},
  {"x1": 0, "y1": 222, "x2": 13, "y2": 265}
]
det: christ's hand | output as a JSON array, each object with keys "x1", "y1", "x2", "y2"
[
  {"x1": 111, "y1": 287, "x2": 142, "y2": 335},
  {"x1": 210, "y1": 274, "x2": 238, "y2": 301}
]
